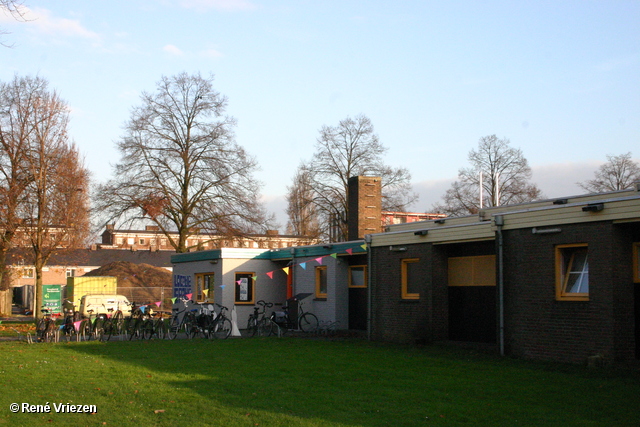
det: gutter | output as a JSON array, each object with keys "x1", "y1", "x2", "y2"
[
  {"x1": 495, "y1": 215, "x2": 505, "y2": 356},
  {"x1": 365, "y1": 234, "x2": 372, "y2": 341}
]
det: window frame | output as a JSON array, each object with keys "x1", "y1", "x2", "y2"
[
  {"x1": 348, "y1": 265, "x2": 367, "y2": 288},
  {"x1": 234, "y1": 272, "x2": 255, "y2": 305},
  {"x1": 401, "y1": 258, "x2": 420, "y2": 300},
  {"x1": 315, "y1": 265, "x2": 328, "y2": 299},
  {"x1": 195, "y1": 272, "x2": 214, "y2": 303},
  {"x1": 555, "y1": 243, "x2": 589, "y2": 301}
]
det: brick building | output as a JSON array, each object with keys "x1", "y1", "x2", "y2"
[{"x1": 368, "y1": 186, "x2": 640, "y2": 364}]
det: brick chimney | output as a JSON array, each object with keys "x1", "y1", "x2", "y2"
[{"x1": 347, "y1": 176, "x2": 382, "y2": 241}]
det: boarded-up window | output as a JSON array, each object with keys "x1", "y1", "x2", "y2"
[{"x1": 448, "y1": 255, "x2": 496, "y2": 287}]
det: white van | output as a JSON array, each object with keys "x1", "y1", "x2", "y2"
[{"x1": 79, "y1": 294, "x2": 132, "y2": 317}]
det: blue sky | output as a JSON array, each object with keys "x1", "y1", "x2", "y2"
[{"x1": 1, "y1": 1, "x2": 639, "y2": 229}]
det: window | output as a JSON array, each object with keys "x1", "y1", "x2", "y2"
[
  {"x1": 138, "y1": 238, "x2": 145, "y2": 245},
  {"x1": 195, "y1": 273, "x2": 214, "y2": 302},
  {"x1": 22, "y1": 268, "x2": 34, "y2": 279},
  {"x1": 235, "y1": 272, "x2": 255, "y2": 304},
  {"x1": 401, "y1": 258, "x2": 420, "y2": 299},
  {"x1": 556, "y1": 244, "x2": 589, "y2": 301},
  {"x1": 315, "y1": 266, "x2": 328, "y2": 299},
  {"x1": 634, "y1": 243, "x2": 640, "y2": 283},
  {"x1": 66, "y1": 268, "x2": 76, "y2": 278},
  {"x1": 348, "y1": 265, "x2": 367, "y2": 288}
]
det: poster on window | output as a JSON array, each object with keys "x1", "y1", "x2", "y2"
[{"x1": 238, "y1": 278, "x2": 248, "y2": 301}]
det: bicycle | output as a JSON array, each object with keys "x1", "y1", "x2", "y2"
[
  {"x1": 36, "y1": 308, "x2": 58, "y2": 343},
  {"x1": 167, "y1": 297, "x2": 198, "y2": 340},
  {"x1": 208, "y1": 303, "x2": 232, "y2": 339},
  {"x1": 246, "y1": 300, "x2": 276, "y2": 337},
  {"x1": 102, "y1": 308, "x2": 125, "y2": 341},
  {"x1": 271, "y1": 293, "x2": 319, "y2": 333},
  {"x1": 126, "y1": 302, "x2": 153, "y2": 340},
  {"x1": 60, "y1": 302, "x2": 83, "y2": 342},
  {"x1": 146, "y1": 310, "x2": 169, "y2": 340}
]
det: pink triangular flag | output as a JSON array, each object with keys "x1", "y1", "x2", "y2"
[
  {"x1": 155, "y1": 301, "x2": 162, "y2": 307},
  {"x1": 346, "y1": 248, "x2": 353, "y2": 255},
  {"x1": 185, "y1": 293, "x2": 192, "y2": 300},
  {"x1": 315, "y1": 257, "x2": 323, "y2": 264},
  {"x1": 266, "y1": 271, "x2": 273, "y2": 279}
]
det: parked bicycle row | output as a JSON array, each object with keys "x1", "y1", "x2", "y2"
[
  {"x1": 34, "y1": 298, "x2": 228, "y2": 342},
  {"x1": 32, "y1": 294, "x2": 336, "y2": 343}
]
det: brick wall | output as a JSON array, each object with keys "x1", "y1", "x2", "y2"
[{"x1": 502, "y1": 221, "x2": 637, "y2": 363}]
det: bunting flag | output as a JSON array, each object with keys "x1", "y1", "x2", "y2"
[
  {"x1": 220, "y1": 285, "x2": 226, "y2": 289},
  {"x1": 185, "y1": 293, "x2": 193, "y2": 300},
  {"x1": 330, "y1": 253, "x2": 337, "y2": 259},
  {"x1": 361, "y1": 243, "x2": 367, "y2": 250},
  {"x1": 171, "y1": 297, "x2": 177, "y2": 304},
  {"x1": 300, "y1": 262, "x2": 307, "y2": 270},
  {"x1": 140, "y1": 306, "x2": 146, "y2": 313},
  {"x1": 346, "y1": 248, "x2": 353, "y2": 255},
  {"x1": 155, "y1": 301, "x2": 162, "y2": 307},
  {"x1": 202, "y1": 289, "x2": 209, "y2": 296},
  {"x1": 315, "y1": 257, "x2": 323, "y2": 264},
  {"x1": 266, "y1": 271, "x2": 273, "y2": 279},
  {"x1": 74, "y1": 320, "x2": 82, "y2": 330},
  {"x1": 252, "y1": 275, "x2": 257, "y2": 281},
  {"x1": 283, "y1": 267, "x2": 289, "y2": 275}
]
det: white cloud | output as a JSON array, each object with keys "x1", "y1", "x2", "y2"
[
  {"x1": 200, "y1": 48, "x2": 224, "y2": 59},
  {"x1": 179, "y1": 0, "x2": 257, "y2": 11},
  {"x1": 163, "y1": 44, "x2": 184, "y2": 56},
  {"x1": 22, "y1": 7, "x2": 100, "y2": 40}
]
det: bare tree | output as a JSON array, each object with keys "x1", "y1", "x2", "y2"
[
  {"x1": 286, "y1": 164, "x2": 320, "y2": 238},
  {"x1": 1, "y1": 0, "x2": 28, "y2": 47},
  {"x1": 0, "y1": 75, "x2": 90, "y2": 316},
  {"x1": 95, "y1": 72, "x2": 271, "y2": 253},
  {"x1": 19, "y1": 86, "x2": 90, "y2": 318},
  {"x1": 0, "y1": 74, "x2": 34, "y2": 290},
  {"x1": 433, "y1": 135, "x2": 542, "y2": 216},
  {"x1": 291, "y1": 114, "x2": 416, "y2": 241},
  {"x1": 578, "y1": 152, "x2": 640, "y2": 193}
]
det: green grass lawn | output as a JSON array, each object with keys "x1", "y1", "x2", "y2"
[{"x1": 0, "y1": 337, "x2": 638, "y2": 426}]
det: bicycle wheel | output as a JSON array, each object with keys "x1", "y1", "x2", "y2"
[
  {"x1": 142, "y1": 319, "x2": 155, "y2": 339},
  {"x1": 128, "y1": 318, "x2": 141, "y2": 340},
  {"x1": 107, "y1": 311, "x2": 124, "y2": 341},
  {"x1": 258, "y1": 317, "x2": 274, "y2": 337},
  {"x1": 94, "y1": 316, "x2": 105, "y2": 341},
  {"x1": 298, "y1": 312, "x2": 319, "y2": 333},
  {"x1": 153, "y1": 318, "x2": 167, "y2": 340},
  {"x1": 212, "y1": 316, "x2": 232, "y2": 339},
  {"x1": 246, "y1": 315, "x2": 258, "y2": 337},
  {"x1": 36, "y1": 318, "x2": 47, "y2": 342},
  {"x1": 79, "y1": 319, "x2": 91, "y2": 341},
  {"x1": 100, "y1": 318, "x2": 112, "y2": 342},
  {"x1": 185, "y1": 313, "x2": 199, "y2": 339},
  {"x1": 167, "y1": 317, "x2": 182, "y2": 340}
]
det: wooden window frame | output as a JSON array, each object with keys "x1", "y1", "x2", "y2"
[
  {"x1": 234, "y1": 272, "x2": 255, "y2": 305},
  {"x1": 401, "y1": 258, "x2": 420, "y2": 300},
  {"x1": 555, "y1": 243, "x2": 589, "y2": 301},
  {"x1": 348, "y1": 265, "x2": 368, "y2": 288},
  {"x1": 315, "y1": 265, "x2": 328, "y2": 299},
  {"x1": 195, "y1": 272, "x2": 214, "y2": 303}
]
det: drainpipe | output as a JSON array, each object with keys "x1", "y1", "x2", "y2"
[
  {"x1": 495, "y1": 215, "x2": 505, "y2": 356},
  {"x1": 364, "y1": 234, "x2": 372, "y2": 341}
]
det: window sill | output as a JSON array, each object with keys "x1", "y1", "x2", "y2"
[{"x1": 314, "y1": 297, "x2": 327, "y2": 301}]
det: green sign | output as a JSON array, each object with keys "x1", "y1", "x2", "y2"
[{"x1": 42, "y1": 285, "x2": 62, "y2": 315}]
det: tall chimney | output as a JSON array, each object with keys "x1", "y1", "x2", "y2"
[{"x1": 347, "y1": 176, "x2": 382, "y2": 241}]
